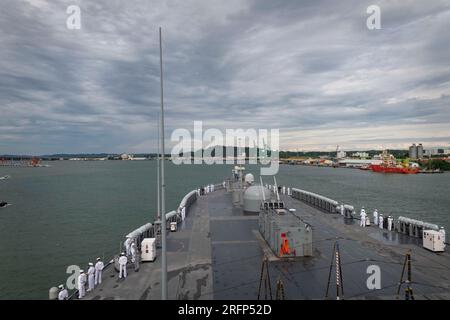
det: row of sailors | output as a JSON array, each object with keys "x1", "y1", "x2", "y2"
[
  {"x1": 358, "y1": 207, "x2": 395, "y2": 230},
  {"x1": 57, "y1": 257, "x2": 105, "y2": 300},
  {"x1": 197, "y1": 184, "x2": 215, "y2": 196},
  {"x1": 265, "y1": 184, "x2": 292, "y2": 196},
  {"x1": 73, "y1": 240, "x2": 140, "y2": 299},
  {"x1": 337, "y1": 204, "x2": 394, "y2": 230},
  {"x1": 356, "y1": 207, "x2": 446, "y2": 240}
]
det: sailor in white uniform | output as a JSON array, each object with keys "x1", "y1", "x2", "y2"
[
  {"x1": 87, "y1": 262, "x2": 95, "y2": 292},
  {"x1": 378, "y1": 214, "x2": 384, "y2": 229},
  {"x1": 282, "y1": 186, "x2": 286, "y2": 195},
  {"x1": 118, "y1": 252, "x2": 128, "y2": 279},
  {"x1": 387, "y1": 216, "x2": 394, "y2": 231},
  {"x1": 77, "y1": 270, "x2": 86, "y2": 299},
  {"x1": 373, "y1": 209, "x2": 379, "y2": 226},
  {"x1": 211, "y1": 184, "x2": 214, "y2": 192},
  {"x1": 95, "y1": 257, "x2": 104, "y2": 285},
  {"x1": 359, "y1": 207, "x2": 366, "y2": 226},
  {"x1": 360, "y1": 208, "x2": 367, "y2": 227},
  {"x1": 58, "y1": 285, "x2": 68, "y2": 300},
  {"x1": 340, "y1": 204, "x2": 345, "y2": 216},
  {"x1": 287, "y1": 187, "x2": 291, "y2": 196}
]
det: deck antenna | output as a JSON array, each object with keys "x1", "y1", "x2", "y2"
[
  {"x1": 159, "y1": 26, "x2": 167, "y2": 300},
  {"x1": 273, "y1": 176, "x2": 280, "y2": 201}
]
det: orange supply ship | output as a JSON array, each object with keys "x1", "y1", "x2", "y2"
[
  {"x1": 369, "y1": 150, "x2": 420, "y2": 174},
  {"x1": 370, "y1": 164, "x2": 419, "y2": 174}
]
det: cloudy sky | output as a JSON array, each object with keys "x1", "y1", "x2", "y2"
[{"x1": 1, "y1": 0, "x2": 450, "y2": 154}]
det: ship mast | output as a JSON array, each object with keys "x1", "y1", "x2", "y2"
[
  {"x1": 157, "y1": 118, "x2": 160, "y2": 221},
  {"x1": 159, "y1": 27, "x2": 167, "y2": 300}
]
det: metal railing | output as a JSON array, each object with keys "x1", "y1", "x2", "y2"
[
  {"x1": 396, "y1": 216, "x2": 440, "y2": 239},
  {"x1": 56, "y1": 187, "x2": 203, "y2": 300},
  {"x1": 291, "y1": 188, "x2": 340, "y2": 214}
]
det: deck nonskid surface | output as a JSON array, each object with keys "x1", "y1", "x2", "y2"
[{"x1": 87, "y1": 188, "x2": 450, "y2": 300}]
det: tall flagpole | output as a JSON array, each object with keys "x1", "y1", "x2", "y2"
[
  {"x1": 159, "y1": 27, "x2": 167, "y2": 300},
  {"x1": 157, "y1": 118, "x2": 160, "y2": 221}
]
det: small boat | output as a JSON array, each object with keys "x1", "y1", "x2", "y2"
[
  {"x1": 0, "y1": 201, "x2": 11, "y2": 208},
  {"x1": 0, "y1": 175, "x2": 10, "y2": 180}
]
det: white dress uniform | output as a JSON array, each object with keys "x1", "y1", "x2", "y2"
[
  {"x1": 360, "y1": 210, "x2": 367, "y2": 227},
  {"x1": 378, "y1": 214, "x2": 384, "y2": 229},
  {"x1": 78, "y1": 271, "x2": 86, "y2": 299},
  {"x1": 87, "y1": 264, "x2": 95, "y2": 291},
  {"x1": 95, "y1": 259, "x2": 104, "y2": 285},
  {"x1": 387, "y1": 216, "x2": 393, "y2": 231},
  {"x1": 373, "y1": 210, "x2": 379, "y2": 225},
  {"x1": 119, "y1": 254, "x2": 128, "y2": 279}
]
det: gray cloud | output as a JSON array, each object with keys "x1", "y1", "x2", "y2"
[{"x1": 1, "y1": 0, "x2": 449, "y2": 154}]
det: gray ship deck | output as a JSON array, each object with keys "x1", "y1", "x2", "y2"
[{"x1": 86, "y1": 188, "x2": 450, "y2": 300}]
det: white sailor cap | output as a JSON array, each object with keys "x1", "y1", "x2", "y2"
[
  {"x1": 58, "y1": 285, "x2": 64, "y2": 289},
  {"x1": 97, "y1": 257, "x2": 101, "y2": 261},
  {"x1": 120, "y1": 252, "x2": 125, "y2": 256},
  {"x1": 80, "y1": 269, "x2": 84, "y2": 273},
  {"x1": 88, "y1": 262, "x2": 93, "y2": 266}
]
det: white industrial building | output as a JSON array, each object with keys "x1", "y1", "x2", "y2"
[
  {"x1": 351, "y1": 152, "x2": 369, "y2": 158},
  {"x1": 337, "y1": 159, "x2": 383, "y2": 167}
]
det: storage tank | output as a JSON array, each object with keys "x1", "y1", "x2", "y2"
[{"x1": 243, "y1": 185, "x2": 271, "y2": 213}]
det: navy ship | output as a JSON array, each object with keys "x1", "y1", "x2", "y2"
[{"x1": 49, "y1": 29, "x2": 450, "y2": 301}]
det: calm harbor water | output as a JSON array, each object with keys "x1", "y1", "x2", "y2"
[{"x1": 0, "y1": 161, "x2": 449, "y2": 299}]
